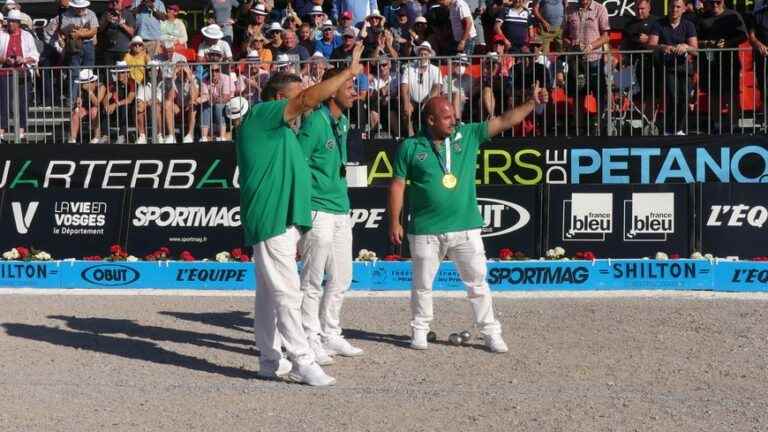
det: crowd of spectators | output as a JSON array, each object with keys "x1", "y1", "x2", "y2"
[{"x1": 0, "y1": 0, "x2": 765, "y2": 142}]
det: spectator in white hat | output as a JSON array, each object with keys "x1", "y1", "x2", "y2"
[
  {"x1": 59, "y1": 0, "x2": 98, "y2": 72},
  {"x1": 236, "y1": 50, "x2": 267, "y2": 104},
  {"x1": 68, "y1": 68, "x2": 107, "y2": 143},
  {"x1": 314, "y1": 19, "x2": 341, "y2": 58},
  {"x1": 131, "y1": 0, "x2": 167, "y2": 56},
  {"x1": 198, "y1": 45, "x2": 235, "y2": 142},
  {"x1": 306, "y1": 4, "x2": 327, "y2": 32},
  {"x1": 245, "y1": 3, "x2": 268, "y2": 38},
  {"x1": 443, "y1": 53, "x2": 478, "y2": 120},
  {"x1": 198, "y1": 23, "x2": 233, "y2": 60},
  {"x1": 265, "y1": 22, "x2": 285, "y2": 57},
  {"x1": 400, "y1": 41, "x2": 443, "y2": 136},
  {"x1": 0, "y1": 8, "x2": 39, "y2": 140},
  {"x1": 302, "y1": 51, "x2": 327, "y2": 87},
  {"x1": 244, "y1": 32, "x2": 271, "y2": 72},
  {"x1": 105, "y1": 61, "x2": 136, "y2": 144}
]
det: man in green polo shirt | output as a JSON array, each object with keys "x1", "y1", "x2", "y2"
[
  {"x1": 236, "y1": 42, "x2": 363, "y2": 386},
  {"x1": 387, "y1": 83, "x2": 548, "y2": 352},
  {"x1": 297, "y1": 68, "x2": 364, "y2": 366}
]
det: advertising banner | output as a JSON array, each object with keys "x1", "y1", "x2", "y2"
[
  {"x1": 545, "y1": 183, "x2": 692, "y2": 258},
  {"x1": 0, "y1": 189, "x2": 126, "y2": 258},
  {"x1": 126, "y1": 189, "x2": 244, "y2": 259},
  {"x1": 699, "y1": 183, "x2": 768, "y2": 258},
  {"x1": 349, "y1": 187, "x2": 394, "y2": 258},
  {"x1": 475, "y1": 186, "x2": 540, "y2": 258}
]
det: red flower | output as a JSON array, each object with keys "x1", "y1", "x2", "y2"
[
  {"x1": 574, "y1": 251, "x2": 584, "y2": 259},
  {"x1": 583, "y1": 251, "x2": 596, "y2": 260},
  {"x1": 16, "y1": 246, "x2": 29, "y2": 259},
  {"x1": 239, "y1": 254, "x2": 250, "y2": 262},
  {"x1": 231, "y1": 248, "x2": 243, "y2": 258},
  {"x1": 110, "y1": 244, "x2": 122, "y2": 255},
  {"x1": 670, "y1": 253, "x2": 680, "y2": 259},
  {"x1": 384, "y1": 254, "x2": 401, "y2": 261},
  {"x1": 499, "y1": 248, "x2": 514, "y2": 260},
  {"x1": 179, "y1": 251, "x2": 195, "y2": 261},
  {"x1": 145, "y1": 253, "x2": 157, "y2": 261},
  {"x1": 159, "y1": 247, "x2": 170, "y2": 255}
]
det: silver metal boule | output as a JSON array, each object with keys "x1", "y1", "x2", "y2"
[
  {"x1": 459, "y1": 331, "x2": 472, "y2": 344},
  {"x1": 448, "y1": 333, "x2": 462, "y2": 346},
  {"x1": 427, "y1": 331, "x2": 437, "y2": 342}
]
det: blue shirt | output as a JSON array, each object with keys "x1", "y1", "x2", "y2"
[
  {"x1": 132, "y1": 0, "x2": 166, "y2": 41},
  {"x1": 314, "y1": 35, "x2": 342, "y2": 58},
  {"x1": 335, "y1": 0, "x2": 378, "y2": 25}
]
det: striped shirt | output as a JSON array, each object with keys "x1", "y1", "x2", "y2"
[{"x1": 496, "y1": 6, "x2": 532, "y2": 48}]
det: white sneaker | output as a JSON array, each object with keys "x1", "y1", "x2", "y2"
[
  {"x1": 257, "y1": 357, "x2": 293, "y2": 379},
  {"x1": 183, "y1": 134, "x2": 194, "y2": 143},
  {"x1": 410, "y1": 328, "x2": 428, "y2": 350},
  {"x1": 115, "y1": 135, "x2": 126, "y2": 144},
  {"x1": 156, "y1": 135, "x2": 165, "y2": 144},
  {"x1": 98, "y1": 136, "x2": 110, "y2": 144},
  {"x1": 675, "y1": 130, "x2": 686, "y2": 136},
  {"x1": 136, "y1": 134, "x2": 147, "y2": 144},
  {"x1": 165, "y1": 134, "x2": 176, "y2": 144},
  {"x1": 287, "y1": 362, "x2": 336, "y2": 387},
  {"x1": 67, "y1": 137, "x2": 76, "y2": 144},
  {"x1": 484, "y1": 334, "x2": 509, "y2": 353},
  {"x1": 89, "y1": 137, "x2": 100, "y2": 144},
  {"x1": 324, "y1": 336, "x2": 363, "y2": 357},
  {"x1": 308, "y1": 336, "x2": 334, "y2": 366}
]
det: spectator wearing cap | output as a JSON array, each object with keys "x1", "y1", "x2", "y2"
[
  {"x1": 236, "y1": 49, "x2": 267, "y2": 103},
  {"x1": 438, "y1": 0, "x2": 478, "y2": 54},
  {"x1": 104, "y1": 61, "x2": 136, "y2": 143},
  {"x1": 0, "y1": 9, "x2": 39, "y2": 140},
  {"x1": 335, "y1": 0, "x2": 377, "y2": 26},
  {"x1": 494, "y1": 0, "x2": 534, "y2": 53},
  {"x1": 99, "y1": 0, "x2": 136, "y2": 66},
  {"x1": 131, "y1": 0, "x2": 167, "y2": 56},
  {"x1": 68, "y1": 68, "x2": 107, "y2": 143},
  {"x1": 443, "y1": 53, "x2": 478, "y2": 120},
  {"x1": 697, "y1": 0, "x2": 747, "y2": 133},
  {"x1": 400, "y1": 41, "x2": 443, "y2": 136},
  {"x1": 383, "y1": 0, "x2": 419, "y2": 28},
  {"x1": 749, "y1": 0, "x2": 768, "y2": 113},
  {"x1": 314, "y1": 20, "x2": 342, "y2": 58},
  {"x1": 410, "y1": 15, "x2": 429, "y2": 47},
  {"x1": 205, "y1": 0, "x2": 240, "y2": 44},
  {"x1": 265, "y1": 22, "x2": 285, "y2": 58},
  {"x1": 160, "y1": 4, "x2": 188, "y2": 47},
  {"x1": 124, "y1": 35, "x2": 149, "y2": 83},
  {"x1": 198, "y1": 24, "x2": 234, "y2": 60},
  {"x1": 532, "y1": 0, "x2": 566, "y2": 54},
  {"x1": 198, "y1": 51, "x2": 235, "y2": 142},
  {"x1": 369, "y1": 56, "x2": 400, "y2": 132},
  {"x1": 365, "y1": 23, "x2": 399, "y2": 59},
  {"x1": 337, "y1": 10, "x2": 359, "y2": 38},
  {"x1": 331, "y1": 27, "x2": 356, "y2": 60}
]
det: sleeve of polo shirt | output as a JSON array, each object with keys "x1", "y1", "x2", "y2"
[
  {"x1": 685, "y1": 21, "x2": 697, "y2": 39},
  {"x1": 246, "y1": 99, "x2": 289, "y2": 130},
  {"x1": 467, "y1": 122, "x2": 490, "y2": 149},
  {"x1": 392, "y1": 141, "x2": 411, "y2": 180},
  {"x1": 598, "y1": 5, "x2": 610, "y2": 32},
  {"x1": 459, "y1": 1, "x2": 472, "y2": 20},
  {"x1": 297, "y1": 110, "x2": 323, "y2": 158}
]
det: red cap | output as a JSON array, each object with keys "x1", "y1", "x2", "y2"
[
  {"x1": 493, "y1": 34, "x2": 506, "y2": 43},
  {"x1": 341, "y1": 10, "x2": 353, "y2": 19}
]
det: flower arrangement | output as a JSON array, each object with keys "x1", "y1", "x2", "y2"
[
  {"x1": 357, "y1": 249, "x2": 378, "y2": 261},
  {"x1": 383, "y1": 254, "x2": 402, "y2": 261},
  {"x1": 573, "y1": 251, "x2": 597, "y2": 260},
  {"x1": 690, "y1": 251, "x2": 714, "y2": 260},
  {"x1": 498, "y1": 248, "x2": 528, "y2": 260},
  {"x1": 544, "y1": 246, "x2": 567, "y2": 260},
  {"x1": 1, "y1": 246, "x2": 52, "y2": 261},
  {"x1": 215, "y1": 248, "x2": 251, "y2": 262}
]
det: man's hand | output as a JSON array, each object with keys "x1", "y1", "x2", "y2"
[
  {"x1": 389, "y1": 222, "x2": 403, "y2": 245},
  {"x1": 530, "y1": 80, "x2": 548, "y2": 104},
  {"x1": 540, "y1": 20, "x2": 551, "y2": 32},
  {"x1": 349, "y1": 41, "x2": 364, "y2": 76},
  {"x1": 457, "y1": 39, "x2": 466, "y2": 52},
  {"x1": 638, "y1": 32, "x2": 649, "y2": 44}
]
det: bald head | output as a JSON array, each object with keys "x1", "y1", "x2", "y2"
[{"x1": 422, "y1": 96, "x2": 456, "y2": 140}]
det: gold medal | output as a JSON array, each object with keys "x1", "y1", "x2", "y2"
[{"x1": 442, "y1": 173, "x2": 458, "y2": 189}]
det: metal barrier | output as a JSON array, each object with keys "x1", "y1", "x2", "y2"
[{"x1": 0, "y1": 47, "x2": 765, "y2": 144}]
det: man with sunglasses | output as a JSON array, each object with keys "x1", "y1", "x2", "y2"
[
  {"x1": 314, "y1": 20, "x2": 342, "y2": 59},
  {"x1": 99, "y1": 0, "x2": 136, "y2": 66}
]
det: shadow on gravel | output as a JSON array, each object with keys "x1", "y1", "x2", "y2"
[
  {"x1": 342, "y1": 328, "x2": 411, "y2": 348},
  {"x1": 158, "y1": 311, "x2": 253, "y2": 334},
  {"x1": 46, "y1": 315, "x2": 255, "y2": 356},
  {"x1": 1, "y1": 322, "x2": 258, "y2": 379}
]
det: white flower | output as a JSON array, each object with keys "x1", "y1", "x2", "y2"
[
  {"x1": 215, "y1": 251, "x2": 231, "y2": 262},
  {"x1": 2, "y1": 251, "x2": 13, "y2": 260},
  {"x1": 690, "y1": 251, "x2": 704, "y2": 259},
  {"x1": 545, "y1": 249, "x2": 556, "y2": 258},
  {"x1": 9, "y1": 248, "x2": 20, "y2": 260},
  {"x1": 655, "y1": 251, "x2": 668, "y2": 260},
  {"x1": 34, "y1": 251, "x2": 52, "y2": 261},
  {"x1": 554, "y1": 246, "x2": 566, "y2": 257},
  {"x1": 126, "y1": 255, "x2": 138, "y2": 262},
  {"x1": 704, "y1": 253, "x2": 714, "y2": 260}
]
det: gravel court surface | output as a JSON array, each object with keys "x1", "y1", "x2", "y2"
[{"x1": 1, "y1": 292, "x2": 768, "y2": 431}]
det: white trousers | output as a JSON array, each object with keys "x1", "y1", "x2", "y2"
[
  {"x1": 408, "y1": 228, "x2": 502, "y2": 336},
  {"x1": 252, "y1": 226, "x2": 314, "y2": 366},
  {"x1": 299, "y1": 211, "x2": 353, "y2": 339}
]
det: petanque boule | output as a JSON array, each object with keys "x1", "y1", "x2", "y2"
[
  {"x1": 459, "y1": 330, "x2": 472, "y2": 345},
  {"x1": 448, "y1": 333, "x2": 463, "y2": 346},
  {"x1": 427, "y1": 331, "x2": 437, "y2": 342}
]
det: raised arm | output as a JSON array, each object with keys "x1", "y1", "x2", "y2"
[
  {"x1": 487, "y1": 81, "x2": 548, "y2": 138},
  {"x1": 283, "y1": 41, "x2": 364, "y2": 122}
]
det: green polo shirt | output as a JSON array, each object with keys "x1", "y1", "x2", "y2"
[
  {"x1": 393, "y1": 122, "x2": 489, "y2": 235},
  {"x1": 298, "y1": 105, "x2": 350, "y2": 214},
  {"x1": 235, "y1": 99, "x2": 312, "y2": 245}
]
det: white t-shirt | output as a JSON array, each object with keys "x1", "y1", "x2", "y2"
[
  {"x1": 449, "y1": 0, "x2": 477, "y2": 42},
  {"x1": 197, "y1": 39, "x2": 233, "y2": 60},
  {"x1": 401, "y1": 63, "x2": 442, "y2": 104}
]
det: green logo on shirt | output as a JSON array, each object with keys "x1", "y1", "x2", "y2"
[
  {"x1": 325, "y1": 139, "x2": 335, "y2": 150},
  {"x1": 416, "y1": 152, "x2": 427, "y2": 161}
]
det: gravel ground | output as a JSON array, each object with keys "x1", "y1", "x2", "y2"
[{"x1": 1, "y1": 292, "x2": 768, "y2": 432}]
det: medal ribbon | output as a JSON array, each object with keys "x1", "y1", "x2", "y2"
[{"x1": 431, "y1": 137, "x2": 451, "y2": 175}]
